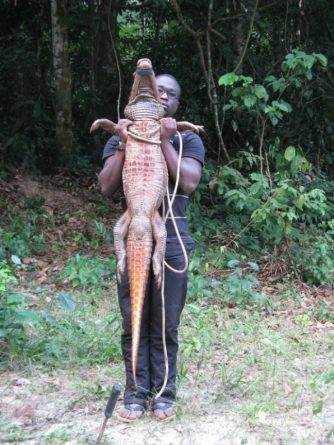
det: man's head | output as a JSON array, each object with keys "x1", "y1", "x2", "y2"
[{"x1": 156, "y1": 74, "x2": 181, "y2": 117}]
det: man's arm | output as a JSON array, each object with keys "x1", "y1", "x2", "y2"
[
  {"x1": 98, "y1": 150, "x2": 125, "y2": 196},
  {"x1": 160, "y1": 118, "x2": 202, "y2": 194},
  {"x1": 97, "y1": 119, "x2": 131, "y2": 196}
]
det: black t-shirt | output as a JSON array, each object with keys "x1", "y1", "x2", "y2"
[{"x1": 102, "y1": 131, "x2": 205, "y2": 250}]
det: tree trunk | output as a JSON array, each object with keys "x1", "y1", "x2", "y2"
[
  {"x1": 51, "y1": 0, "x2": 73, "y2": 165},
  {"x1": 232, "y1": 1, "x2": 244, "y2": 74}
]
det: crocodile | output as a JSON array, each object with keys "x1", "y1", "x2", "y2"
[{"x1": 90, "y1": 58, "x2": 202, "y2": 386}]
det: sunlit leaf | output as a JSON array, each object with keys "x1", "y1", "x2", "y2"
[
  {"x1": 57, "y1": 292, "x2": 76, "y2": 311},
  {"x1": 227, "y1": 259, "x2": 240, "y2": 268},
  {"x1": 312, "y1": 400, "x2": 323, "y2": 415},
  {"x1": 284, "y1": 146, "x2": 296, "y2": 161},
  {"x1": 218, "y1": 72, "x2": 239, "y2": 86},
  {"x1": 11, "y1": 255, "x2": 21, "y2": 265}
]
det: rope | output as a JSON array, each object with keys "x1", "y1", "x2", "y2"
[
  {"x1": 155, "y1": 131, "x2": 189, "y2": 400},
  {"x1": 127, "y1": 130, "x2": 161, "y2": 145},
  {"x1": 127, "y1": 127, "x2": 189, "y2": 400},
  {"x1": 163, "y1": 131, "x2": 189, "y2": 273}
]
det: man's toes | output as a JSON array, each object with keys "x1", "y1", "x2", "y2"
[
  {"x1": 153, "y1": 408, "x2": 166, "y2": 420},
  {"x1": 153, "y1": 403, "x2": 176, "y2": 421},
  {"x1": 118, "y1": 404, "x2": 144, "y2": 422}
]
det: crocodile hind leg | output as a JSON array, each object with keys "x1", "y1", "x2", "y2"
[
  {"x1": 151, "y1": 210, "x2": 167, "y2": 288},
  {"x1": 113, "y1": 209, "x2": 132, "y2": 283}
]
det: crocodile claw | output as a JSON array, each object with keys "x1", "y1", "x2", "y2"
[
  {"x1": 117, "y1": 256, "x2": 126, "y2": 283},
  {"x1": 152, "y1": 256, "x2": 162, "y2": 288}
]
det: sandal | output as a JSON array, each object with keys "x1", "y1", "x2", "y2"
[
  {"x1": 118, "y1": 403, "x2": 145, "y2": 422},
  {"x1": 152, "y1": 402, "x2": 176, "y2": 421}
]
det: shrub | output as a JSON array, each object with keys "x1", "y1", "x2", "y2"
[{"x1": 0, "y1": 261, "x2": 40, "y2": 358}]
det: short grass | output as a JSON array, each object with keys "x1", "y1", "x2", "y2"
[
  {"x1": 0, "y1": 175, "x2": 333, "y2": 444},
  {"x1": 1, "y1": 285, "x2": 333, "y2": 445}
]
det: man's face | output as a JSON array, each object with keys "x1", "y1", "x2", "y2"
[{"x1": 156, "y1": 75, "x2": 180, "y2": 117}]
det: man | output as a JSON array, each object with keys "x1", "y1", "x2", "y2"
[{"x1": 98, "y1": 74, "x2": 205, "y2": 421}]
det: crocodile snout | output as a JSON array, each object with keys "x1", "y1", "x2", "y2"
[{"x1": 137, "y1": 58, "x2": 152, "y2": 70}]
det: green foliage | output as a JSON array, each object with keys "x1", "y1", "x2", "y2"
[
  {"x1": 57, "y1": 292, "x2": 76, "y2": 312},
  {"x1": 251, "y1": 181, "x2": 328, "y2": 244},
  {"x1": 221, "y1": 364, "x2": 245, "y2": 392},
  {"x1": 0, "y1": 261, "x2": 16, "y2": 292},
  {"x1": 29, "y1": 302, "x2": 122, "y2": 367},
  {"x1": 0, "y1": 261, "x2": 41, "y2": 357},
  {"x1": 293, "y1": 233, "x2": 334, "y2": 285},
  {"x1": 0, "y1": 205, "x2": 47, "y2": 259},
  {"x1": 200, "y1": 146, "x2": 334, "y2": 285},
  {"x1": 0, "y1": 257, "x2": 121, "y2": 367},
  {"x1": 0, "y1": 1, "x2": 333, "y2": 174},
  {"x1": 219, "y1": 50, "x2": 326, "y2": 126},
  {"x1": 219, "y1": 71, "x2": 292, "y2": 127},
  {"x1": 24, "y1": 194, "x2": 45, "y2": 211},
  {"x1": 180, "y1": 303, "x2": 217, "y2": 369},
  {"x1": 222, "y1": 260, "x2": 267, "y2": 307},
  {"x1": 185, "y1": 243, "x2": 270, "y2": 309},
  {"x1": 210, "y1": 150, "x2": 328, "y2": 239},
  {"x1": 62, "y1": 254, "x2": 116, "y2": 289},
  {"x1": 312, "y1": 399, "x2": 324, "y2": 415},
  {"x1": 187, "y1": 252, "x2": 221, "y2": 301},
  {"x1": 281, "y1": 50, "x2": 327, "y2": 78},
  {"x1": 209, "y1": 49, "x2": 334, "y2": 285},
  {"x1": 306, "y1": 302, "x2": 334, "y2": 324}
]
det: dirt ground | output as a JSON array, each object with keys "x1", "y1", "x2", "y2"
[
  {"x1": 0, "y1": 328, "x2": 334, "y2": 445},
  {"x1": 1, "y1": 352, "x2": 334, "y2": 445},
  {"x1": 1, "y1": 172, "x2": 334, "y2": 445}
]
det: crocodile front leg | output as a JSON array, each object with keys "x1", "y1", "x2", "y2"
[
  {"x1": 113, "y1": 209, "x2": 132, "y2": 283},
  {"x1": 90, "y1": 118, "x2": 133, "y2": 135},
  {"x1": 151, "y1": 210, "x2": 167, "y2": 288},
  {"x1": 90, "y1": 119, "x2": 117, "y2": 134},
  {"x1": 176, "y1": 121, "x2": 204, "y2": 134}
]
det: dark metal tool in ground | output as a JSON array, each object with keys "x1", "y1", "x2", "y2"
[{"x1": 95, "y1": 383, "x2": 122, "y2": 445}]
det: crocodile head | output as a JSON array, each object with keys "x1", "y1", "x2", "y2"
[
  {"x1": 124, "y1": 59, "x2": 165, "y2": 121},
  {"x1": 128, "y1": 58, "x2": 160, "y2": 103}
]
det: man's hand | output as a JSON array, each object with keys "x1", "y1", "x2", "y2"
[
  {"x1": 115, "y1": 118, "x2": 132, "y2": 144},
  {"x1": 160, "y1": 117, "x2": 177, "y2": 141}
]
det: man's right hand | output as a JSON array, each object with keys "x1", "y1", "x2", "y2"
[{"x1": 115, "y1": 119, "x2": 132, "y2": 144}]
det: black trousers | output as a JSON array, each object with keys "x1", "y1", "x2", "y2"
[{"x1": 117, "y1": 244, "x2": 190, "y2": 407}]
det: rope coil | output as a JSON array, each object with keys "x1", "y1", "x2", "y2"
[
  {"x1": 127, "y1": 128, "x2": 189, "y2": 400},
  {"x1": 155, "y1": 131, "x2": 188, "y2": 400}
]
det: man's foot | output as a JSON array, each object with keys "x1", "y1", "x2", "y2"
[
  {"x1": 118, "y1": 403, "x2": 145, "y2": 422},
  {"x1": 152, "y1": 402, "x2": 176, "y2": 421}
]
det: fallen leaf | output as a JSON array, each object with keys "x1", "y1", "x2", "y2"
[
  {"x1": 37, "y1": 260, "x2": 49, "y2": 268},
  {"x1": 13, "y1": 402, "x2": 38, "y2": 421},
  {"x1": 22, "y1": 257, "x2": 35, "y2": 265},
  {"x1": 11, "y1": 378, "x2": 32, "y2": 386},
  {"x1": 46, "y1": 377, "x2": 61, "y2": 386}
]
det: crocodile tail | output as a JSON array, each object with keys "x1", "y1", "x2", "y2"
[{"x1": 127, "y1": 232, "x2": 153, "y2": 387}]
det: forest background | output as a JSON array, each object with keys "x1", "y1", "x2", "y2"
[
  {"x1": 0, "y1": 1, "x2": 334, "y2": 444},
  {"x1": 1, "y1": 0, "x2": 334, "y2": 286}
]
